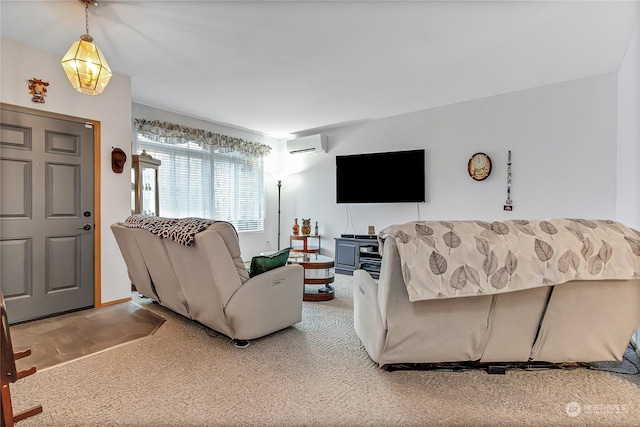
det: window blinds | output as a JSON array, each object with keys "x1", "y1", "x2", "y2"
[{"x1": 136, "y1": 135, "x2": 265, "y2": 232}]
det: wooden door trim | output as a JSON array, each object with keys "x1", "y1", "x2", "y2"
[
  {"x1": 1, "y1": 103, "x2": 102, "y2": 308},
  {"x1": 92, "y1": 121, "x2": 102, "y2": 308}
]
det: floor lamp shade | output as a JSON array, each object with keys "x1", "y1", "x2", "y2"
[{"x1": 61, "y1": 34, "x2": 112, "y2": 96}]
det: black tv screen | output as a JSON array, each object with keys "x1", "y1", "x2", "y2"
[{"x1": 336, "y1": 149, "x2": 425, "y2": 203}]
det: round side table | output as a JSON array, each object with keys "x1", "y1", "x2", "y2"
[{"x1": 288, "y1": 253, "x2": 335, "y2": 301}]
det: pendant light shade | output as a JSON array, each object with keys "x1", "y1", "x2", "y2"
[{"x1": 61, "y1": 0, "x2": 112, "y2": 96}]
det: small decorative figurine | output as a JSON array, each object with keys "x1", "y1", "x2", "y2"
[
  {"x1": 315, "y1": 221, "x2": 319, "y2": 236},
  {"x1": 301, "y1": 218, "x2": 311, "y2": 235},
  {"x1": 292, "y1": 218, "x2": 300, "y2": 235}
]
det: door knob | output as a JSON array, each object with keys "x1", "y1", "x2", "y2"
[{"x1": 78, "y1": 223, "x2": 92, "y2": 230}]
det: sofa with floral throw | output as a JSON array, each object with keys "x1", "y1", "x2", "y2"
[{"x1": 354, "y1": 219, "x2": 640, "y2": 369}]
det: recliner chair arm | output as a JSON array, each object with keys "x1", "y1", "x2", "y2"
[{"x1": 224, "y1": 264, "x2": 304, "y2": 341}]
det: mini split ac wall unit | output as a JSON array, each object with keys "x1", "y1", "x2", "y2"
[{"x1": 286, "y1": 134, "x2": 328, "y2": 154}]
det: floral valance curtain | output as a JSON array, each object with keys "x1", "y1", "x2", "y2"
[{"x1": 134, "y1": 118, "x2": 271, "y2": 158}]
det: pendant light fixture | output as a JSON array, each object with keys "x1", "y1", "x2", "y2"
[{"x1": 61, "y1": 0, "x2": 112, "y2": 96}]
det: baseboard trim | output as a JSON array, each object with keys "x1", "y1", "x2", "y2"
[{"x1": 100, "y1": 296, "x2": 133, "y2": 307}]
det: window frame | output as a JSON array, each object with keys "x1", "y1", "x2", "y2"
[{"x1": 135, "y1": 134, "x2": 265, "y2": 233}]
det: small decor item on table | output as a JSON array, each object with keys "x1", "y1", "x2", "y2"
[
  {"x1": 301, "y1": 218, "x2": 311, "y2": 235},
  {"x1": 292, "y1": 218, "x2": 300, "y2": 235},
  {"x1": 315, "y1": 221, "x2": 319, "y2": 236},
  {"x1": 368, "y1": 225, "x2": 375, "y2": 235}
]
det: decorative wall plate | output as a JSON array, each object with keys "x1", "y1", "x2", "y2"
[{"x1": 468, "y1": 152, "x2": 491, "y2": 181}]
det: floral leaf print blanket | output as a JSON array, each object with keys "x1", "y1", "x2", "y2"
[{"x1": 379, "y1": 219, "x2": 640, "y2": 302}]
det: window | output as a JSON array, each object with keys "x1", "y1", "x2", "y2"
[{"x1": 135, "y1": 135, "x2": 265, "y2": 232}]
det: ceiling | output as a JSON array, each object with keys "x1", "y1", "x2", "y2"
[{"x1": 1, "y1": 1, "x2": 639, "y2": 138}]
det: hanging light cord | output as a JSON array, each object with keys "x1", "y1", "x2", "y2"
[
  {"x1": 85, "y1": 1, "x2": 90, "y2": 35},
  {"x1": 82, "y1": 0, "x2": 98, "y2": 37}
]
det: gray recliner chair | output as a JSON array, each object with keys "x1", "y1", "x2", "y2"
[{"x1": 111, "y1": 221, "x2": 304, "y2": 346}]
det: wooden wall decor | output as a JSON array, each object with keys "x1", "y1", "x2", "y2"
[{"x1": 27, "y1": 78, "x2": 49, "y2": 104}]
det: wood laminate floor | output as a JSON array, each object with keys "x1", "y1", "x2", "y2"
[{"x1": 8, "y1": 300, "x2": 165, "y2": 372}]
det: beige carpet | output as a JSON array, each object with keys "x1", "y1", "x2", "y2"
[{"x1": 8, "y1": 275, "x2": 640, "y2": 426}]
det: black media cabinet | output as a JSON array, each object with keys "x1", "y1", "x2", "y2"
[{"x1": 334, "y1": 236, "x2": 381, "y2": 279}]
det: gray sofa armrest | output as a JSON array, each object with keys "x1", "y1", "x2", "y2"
[{"x1": 224, "y1": 264, "x2": 304, "y2": 340}]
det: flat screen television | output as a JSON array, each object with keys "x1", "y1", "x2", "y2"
[{"x1": 336, "y1": 149, "x2": 425, "y2": 203}]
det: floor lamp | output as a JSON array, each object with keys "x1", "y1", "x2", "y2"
[{"x1": 277, "y1": 180, "x2": 282, "y2": 251}]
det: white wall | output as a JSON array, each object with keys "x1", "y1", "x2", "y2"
[
  {"x1": 132, "y1": 103, "x2": 283, "y2": 258},
  {"x1": 282, "y1": 73, "x2": 620, "y2": 258},
  {"x1": 1, "y1": 38, "x2": 132, "y2": 304},
  {"x1": 617, "y1": 22, "x2": 640, "y2": 230},
  {"x1": 1, "y1": 37, "x2": 629, "y2": 306},
  {"x1": 617, "y1": 21, "x2": 640, "y2": 351}
]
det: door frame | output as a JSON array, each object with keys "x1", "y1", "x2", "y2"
[{"x1": 1, "y1": 102, "x2": 102, "y2": 308}]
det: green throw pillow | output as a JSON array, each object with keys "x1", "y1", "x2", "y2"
[{"x1": 249, "y1": 247, "x2": 291, "y2": 278}]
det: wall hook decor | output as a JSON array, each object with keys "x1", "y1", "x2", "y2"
[
  {"x1": 111, "y1": 147, "x2": 127, "y2": 173},
  {"x1": 27, "y1": 78, "x2": 49, "y2": 103},
  {"x1": 504, "y1": 150, "x2": 513, "y2": 211}
]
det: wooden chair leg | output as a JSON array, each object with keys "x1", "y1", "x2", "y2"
[
  {"x1": 12, "y1": 405, "x2": 43, "y2": 423},
  {"x1": 1, "y1": 384, "x2": 15, "y2": 427},
  {"x1": 15, "y1": 368, "x2": 36, "y2": 381},
  {"x1": 1, "y1": 292, "x2": 42, "y2": 426},
  {"x1": 1, "y1": 384, "x2": 42, "y2": 427},
  {"x1": 11, "y1": 350, "x2": 30, "y2": 361}
]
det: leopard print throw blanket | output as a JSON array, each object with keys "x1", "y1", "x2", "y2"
[{"x1": 121, "y1": 215, "x2": 225, "y2": 246}]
